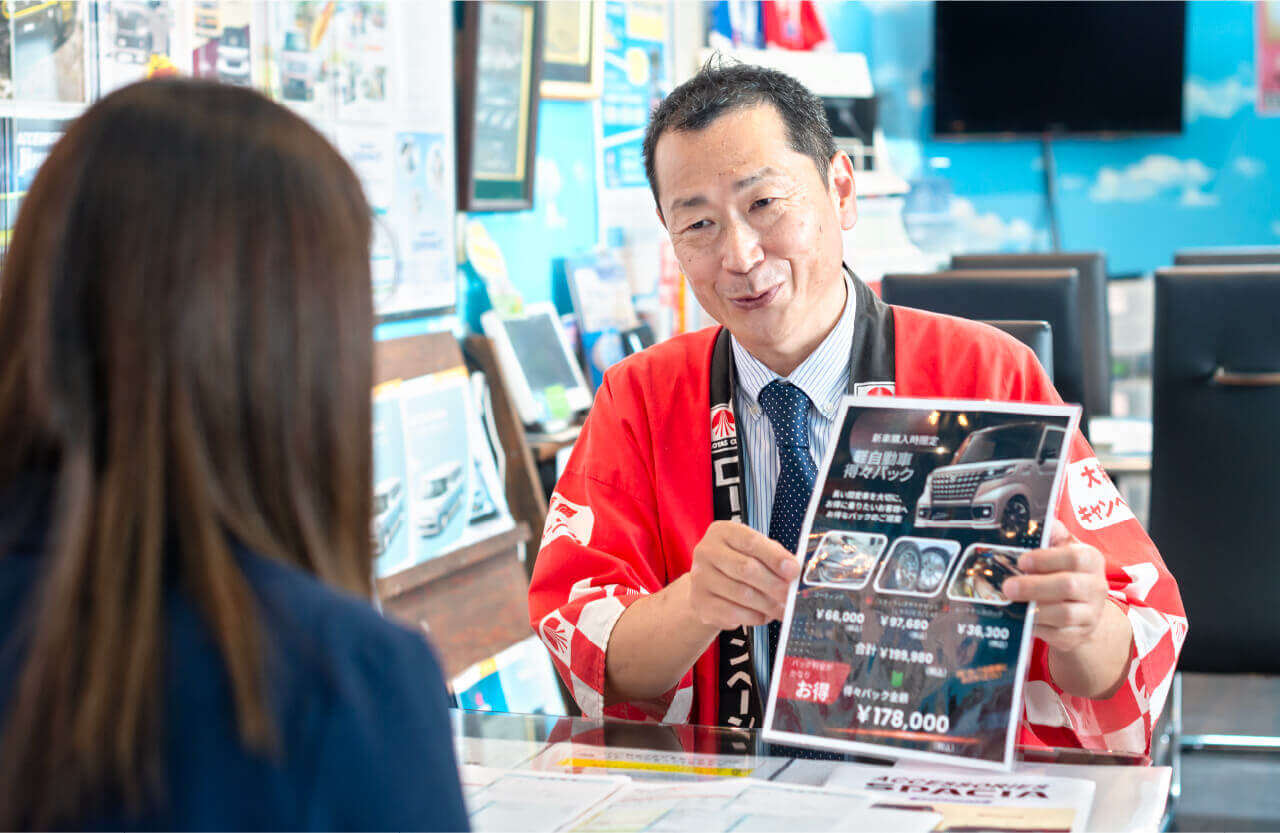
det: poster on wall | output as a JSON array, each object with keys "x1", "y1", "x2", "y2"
[
  {"x1": 333, "y1": 0, "x2": 390, "y2": 124},
  {"x1": 597, "y1": 1, "x2": 672, "y2": 308},
  {"x1": 763, "y1": 398, "x2": 1080, "y2": 770},
  {"x1": 2, "y1": 1, "x2": 86, "y2": 102},
  {"x1": 265, "y1": 0, "x2": 337, "y2": 123},
  {"x1": 389, "y1": 130, "x2": 455, "y2": 315},
  {"x1": 192, "y1": 0, "x2": 254, "y2": 87},
  {"x1": 1, "y1": 117, "x2": 68, "y2": 258},
  {"x1": 599, "y1": 0, "x2": 668, "y2": 193},
  {"x1": 392, "y1": 0, "x2": 457, "y2": 315},
  {"x1": 1259, "y1": 1, "x2": 1280, "y2": 115},
  {"x1": 335, "y1": 125, "x2": 399, "y2": 314},
  {"x1": 398, "y1": 0, "x2": 450, "y2": 127},
  {"x1": 98, "y1": 0, "x2": 180, "y2": 94}
]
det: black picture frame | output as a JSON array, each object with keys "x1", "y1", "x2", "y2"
[{"x1": 456, "y1": 0, "x2": 544, "y2": 212}]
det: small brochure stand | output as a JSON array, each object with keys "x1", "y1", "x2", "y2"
[{"x1": 375, "y1": 332, "x2": 532, "y2": 680}]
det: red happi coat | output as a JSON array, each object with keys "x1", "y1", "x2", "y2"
[{"x1": 528, "y1": 307, "x2": 1186, "y2": 753}]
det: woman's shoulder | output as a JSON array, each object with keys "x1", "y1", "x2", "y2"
[
  {"x1": 234, "y1": 547, "x2": 443, "y2": 684},
  {"x1": 224, "y1": 548, "x2": 467, "y2": 829}
]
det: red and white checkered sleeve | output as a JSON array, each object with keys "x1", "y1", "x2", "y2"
[
  {"x1": 1021, "y1": 430, "x2": 1188, "y2": 753},
  {"x1": 527, "y1": 376, "x2": 694, "y2": 724}
]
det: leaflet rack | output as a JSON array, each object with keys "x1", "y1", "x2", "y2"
[{"x1": 374, "y1": 331, "x2": 532, "y2": 679}]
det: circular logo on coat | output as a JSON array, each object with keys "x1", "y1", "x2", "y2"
[{"x1": 711, "y1": 404, "x2": 736, "y2": 440}]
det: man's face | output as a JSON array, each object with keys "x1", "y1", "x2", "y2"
[{"x1": 653, "y1": 103, "x2": 857, "y2": 367}]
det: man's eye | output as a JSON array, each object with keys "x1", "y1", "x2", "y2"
[
  {"x1": 752, "y1": 198, "x2": 775, "y2": 210},
  {"x1": 686, "y1": 219, "x2": 711, "y2": 231}
]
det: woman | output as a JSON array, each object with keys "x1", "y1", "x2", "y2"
[{"x1": 0, "y1": 80, "x2": 468, "y2": 830}]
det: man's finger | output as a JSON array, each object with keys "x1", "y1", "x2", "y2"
[
  {"x1": 1003, "y1": 571, "x2": 1103, "y2": 603},
  {"x1": 705, "y1": 587, "x2": 780, "y2": 627},
  {"x1": 1032, "y1": 601, "x2": 1097, "y2": 629},
  {"x1": 1018, "y1": 545, "x2": 1101, "y2": 575},
  {"x1": 707, "y1": 554, "x2": 792, "y2": 606},
  {"x1": 1032, "y1": 623, "x2": 1092, "y2": 648},
  {"x1": 716, "y1": 522, "x2": 800, "y2": 579}
]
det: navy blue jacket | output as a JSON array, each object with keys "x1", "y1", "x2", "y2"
[{"x1": 0, "y1": 495, "x2": 469, "y2": 831}]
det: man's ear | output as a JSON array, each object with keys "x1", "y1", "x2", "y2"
[
  {"x1": 828, "y1": 150, "x2": 858, "y2": 231},
  {"x1": 655, "y1": 203, "x2": 667, "y2": 230}
]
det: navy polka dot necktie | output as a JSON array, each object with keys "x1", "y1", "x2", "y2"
[
  {"x1": 759, "y1": 380, "x2": 818, "y2": 554},
  {"x1": 758, "y1": 380, "x2": 817, "y2": 664}
]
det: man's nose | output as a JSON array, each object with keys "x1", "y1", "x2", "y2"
[{"x1": 720, "y1": 219, "x2": 763, "y2": 275}]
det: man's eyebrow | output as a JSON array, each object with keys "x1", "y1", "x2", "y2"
[
  {"x1": 669, "y1": 194, "x2": 707, "y2": 212},
  {"x1": 732, "y1": 167, "x2": 785, "y2": 191},
  {"x1": 667, "y1": 168, "x2": 787, "y2": 214}
]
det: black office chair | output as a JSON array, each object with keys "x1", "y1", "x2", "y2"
[
  {"x1": 1149, "y1": 265, "x2": 1280, "y2": 813},
  {"x1": 981, "y1": 320, "x2": 1054, "y2": 381},
  {"x1": 1173, "y1": 246, "x2": 1280, "y2": 266},
  {"x1": 882, "y1": 269, "x2": 1085, "y2": 431},
  {"x1": 952, "y1": 252, "x2": 1110, "y2": 419}
]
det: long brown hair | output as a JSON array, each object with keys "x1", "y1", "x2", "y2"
[{"x1": 0, "y1": 79, "x2": 375, "y2": 828}]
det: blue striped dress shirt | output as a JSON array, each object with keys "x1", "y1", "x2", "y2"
[{"x1": 730, "y1": 276, "x2": 856, "y2": 696}]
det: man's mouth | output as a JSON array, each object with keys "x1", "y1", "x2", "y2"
[{"x1": 729, "y1": 284, "x2": 781, "y2": 310}]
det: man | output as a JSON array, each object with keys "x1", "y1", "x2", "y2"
[{"x1": 529, "y1": 63, "x2": 1185, "y2": 753}]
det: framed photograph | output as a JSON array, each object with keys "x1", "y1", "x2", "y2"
[
  {"x1": 456, "y1": 0, "x2": 544, "y2": 211},
  {"x1": 540, "y1": 0, "x2": 604, "y2": 100}
]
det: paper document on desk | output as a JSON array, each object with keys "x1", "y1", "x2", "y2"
[
  {"x1": 569, "y1": 779, "x2": 941, "y2": 833},
  {"x1": 454, "y1": 735, "x2": 547, "y2": 770},
  {"x1": 762, "y1": 397, "x2": 1081, "y2": 770},
  {"x1": 824, "y1": 762, "x2": 1095, "y2": 833},
  {"x1": 462, "y1": 765, "x2": 628, "y2": 832},
  {"x1": 523, "y1": 740, "x2": 789, "y2": 782}
]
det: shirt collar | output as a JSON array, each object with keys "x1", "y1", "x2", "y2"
[{"x1": 731, "y1": 272, "x2": 855, "y2": 421}]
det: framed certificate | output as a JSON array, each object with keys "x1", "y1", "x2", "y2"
[
  {"x1": 456, "y1": 0, "x2": 544, "y2": 211},
  {"x1": 540, "y1": 0, "x2": 604, "y2": 100}
]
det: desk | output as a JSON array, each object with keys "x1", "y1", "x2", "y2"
[{"x1": 452, "y1": 709, "x2": 1170, "y2": 832}]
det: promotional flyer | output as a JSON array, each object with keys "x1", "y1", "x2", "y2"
[
  {"x1": 824, "y1": 763, "x2": 1096, "y2": 833},
  {"x1": 763, "y1": 397, "x2": 1080, "y2": 770}
]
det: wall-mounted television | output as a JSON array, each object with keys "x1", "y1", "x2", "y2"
[{"x1": 933, "y1": 1, "x2": 1186, "y2": 137}]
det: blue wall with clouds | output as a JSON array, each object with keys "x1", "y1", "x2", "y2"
[{"x1": 820, "y1": 0, "x2": 1280, "y2": 275}]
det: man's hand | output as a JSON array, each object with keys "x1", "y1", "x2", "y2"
[
  {"x1": 1003, "y1": 521, "x2": 1134, "y2": 699},
  {"x1": 687, "y1": 521, "x2": 800, "y2": 629},
  {"x1": 604, "y1": 521, "x2": 800, "y2": 704},
  {"x1": 1003, "y1": 521, "x2": 1109, "y2": 652}
]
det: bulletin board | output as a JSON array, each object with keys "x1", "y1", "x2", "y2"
[{"x1": 0, "y1": 0, "x2": 458, "y2": 319}]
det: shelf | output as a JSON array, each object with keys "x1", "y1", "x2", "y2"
[{"x1": 376, "y1": 522, "x2": 530, "y2": 600}]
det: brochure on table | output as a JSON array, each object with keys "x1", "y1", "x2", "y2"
[
  {"x1": 825, "y1": 762, "x2": 1095, "y2": 833},
  {"x1": 524, "y1": 741, "x2": 790, "y2": 783},
  {"x1": 570, "y1": 779, "x2": 940, "y2": 833},
  {"x1": 763, "y1": 397, "x2": 1080, "y2": 770},
  {"x1": 462, "y1": 766, "x2": 628, "y2": 833}
]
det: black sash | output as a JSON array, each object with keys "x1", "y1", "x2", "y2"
[{"x1": 711, "y1": 269, "x2": 897, "y2": 729}]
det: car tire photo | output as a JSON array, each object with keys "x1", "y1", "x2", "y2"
[{"x1": 1000, "y1": 495, "x2": 1030, "y2": 540}]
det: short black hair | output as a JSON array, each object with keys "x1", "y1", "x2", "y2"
[{"x1": 642, "y1": 59, "x2": 837, "y2": 213}]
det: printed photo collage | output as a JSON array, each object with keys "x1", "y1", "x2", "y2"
[{"x1": 1, "y1": 1, "x2": 457, "y2": 317}]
